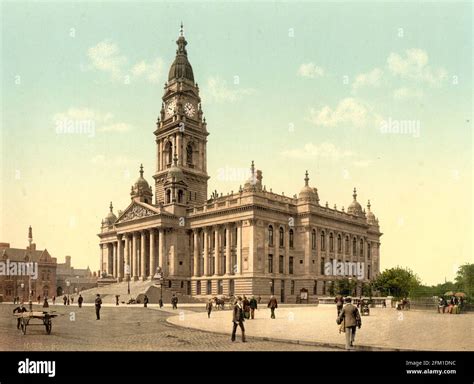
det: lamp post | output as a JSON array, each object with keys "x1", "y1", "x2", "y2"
[
  {"x1": 269, "y1": 280, "x2": 274, "y2": 295},
  {"x1": 20, "y1": 282, "x2": 25, "y2": 303},
  {"x1": 125, "y1": 264, "x2": 131, "y2": 295},
  {"x1": 153, "y1": 267, "x2": 164, "y2": 307}
]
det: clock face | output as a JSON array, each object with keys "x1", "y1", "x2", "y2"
[
  {"x1": 166, "y1": 98, "x2": 176, "y2": 116},
  {"x1": 184, "y1": 102, "x2": 196, "y2": 117}
]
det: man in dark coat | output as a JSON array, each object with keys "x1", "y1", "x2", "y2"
[
  {"x1": 249, "y1": 296, "x2": 258, "y2": 319},
  {"x1": 335, "y1": 295, "x2": 344, "y2": 316},
  {"x1": 143, "y1": 295, "x2": 149, "y2": 308},
  {"x1": 268, "y1": 295, "x2": 278, "y2": 319},
  {"x1": 95, "y1": 294, "x2": 102, "y2": 320},
  {"x1": 78, "y1": 294, "x2": 83, "y2": 308},
  {"x1": 43, "y1": 297, "x2": 49, "y2": 308},
  {"x1": 13, "y1": 303, "x2": 28, "y2": 329},
  {"x1": 337, "y1": 297, "x2": 362, "y2": 350},
  {"x1": 231, "y1": 296, "x2": 246, "y2": 342},
  {"x1": 63, "y1": 295, "x2": 67, "y2": 305},
  {"x1": 242, "y1": 295, "x2": 250, "y2": 319},
  {"x1": 206, "y1": 299, "x2": 213, "y2": 318},
  {"x1": 171, "y1": 294, "x2": 178, "y2": 309}
]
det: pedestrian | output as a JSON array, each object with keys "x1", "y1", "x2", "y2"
[
  {"x1": 63, "y1": 295, "x2": 67, "y2": 305},
  {"x1": 52, "y1": 296, "x2": 56, "y2": 305},
  {"x1": 249, "y1": 296, "x2": 258, "y2": 319},
  {"x1": 231, "y1": 296, "x2": 246, "y2": 342},
  {"x1": 382, "y1": 299, "x2": 386, "y2": 308},
  {"x1": 71, "y1": 296, "x2": 74, "y2": 304},
  {"x1": 37, "y1": 295, "x2": 41, "y2": 305},
  {"x1": 13, "y1": 296, "x2": 16, "y2": 305},
  {"x1": 242, "y1": 295, "x2": 250, "y2": 319},
  {"x1": 143, "y1": 295, "x2": 149, "y2": 308},
  {"x1": 78, "y1": 294, "x2": 83, "y2": 308},
  {"x1": 43, "y1": 297, "x2": 49, "y2": 308},
  {"x1": 336, "y1": 297, "x2": 362, "y2": 350},
  {"x1": 206, "y1": 299, "x2": 213, "y2": 318},
  {"x1": 268, "y1": 295, "x2": 278, "y2": 319},
  {"x1": 13, "y1": 303, "x2": 27, "y2": 329},
  {"x1": 171, "y1": 294, "x2": 178, "y2": 309},
  {"x1": 115, "y1": 295, "x2": 120, "y2": 306},
  {"x1": 95, "y1": 294, "x2": 102, "y2": 320},
  {"x1": 159, "y1": 298, "x2": 163, "y2": 308},
  {"x1": 335, "y1": 294, "x2": 344, "y2": 316},
  {"x1": 257, "y1": 295, "x2": 262, "y2": 304}
]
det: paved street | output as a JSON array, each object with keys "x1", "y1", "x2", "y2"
[
  {"x1": 168, "y1": 305, "x2": 474, "y2": 351},
  {"x1": 0, "y1": 303, "x2": 336, "y2": 351}
]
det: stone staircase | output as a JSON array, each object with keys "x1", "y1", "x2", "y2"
[{"x1": 78, "y1": 280, "x2": 202, "y2": 305}]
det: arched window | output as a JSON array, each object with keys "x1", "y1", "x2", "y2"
[
  {"x1": 329, "y1": 233, "x2": 334, "y2": 252},
  {"x1": 337, "y1": 234, "x2": 342, "y2": 253},
  {"x1": 279, "y1": 227, "x2": 284, "y2": 247},
  {"x1": 186, "y1": 144, "x2": 193, "y2": 165},
  {"x1": 345, "y1": 236, "x2": 349, "y2": 254},
  {"x1": 312, "y1": 229, "x2": 316, "y2": 250},
  {"x1": 321, "y1": 231, "x2": 326, "y2": 251},
  {"x1": 367, "y1": 243, "x2": 371, "y2": 259},
  {"x1": 352, "y1": 237, "x2": 357, "y2": 255},
  {"x1": 165, "y1": 141, "x2": 173, "y2": 165},
  {"x1": 166, "y1": 189, "x2": 171, "y2": 204},
  {"x1": 289, "y1": 229, "x2": 294, "y2": 248},
  {"x1": 178, "y1": 190, "x2": 183, "y2": 203},
  {"x1": 360, "y1": 239, "x2": 364, "y2": 257},
  {"x1": 268, "y1": 225, "x2": 274, "y2": 246}
]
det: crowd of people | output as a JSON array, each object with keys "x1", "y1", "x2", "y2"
[{"x1": 438, "y1": 295, "x2": 464, "y2": 314}]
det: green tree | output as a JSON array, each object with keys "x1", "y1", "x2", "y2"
[
  {"x1": 455, "y1": 263, "x2": 474, "y2": 297},
  {"x1": 334, "y1": 278, "x2": 357, "y2": 296},
  {"x1": 372, "y1": 267, "x2": 421, "y2": 299}
]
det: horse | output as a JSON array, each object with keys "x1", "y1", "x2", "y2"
[{"x1": 213, "y1": 297, "x2": 225, "y2": 310}]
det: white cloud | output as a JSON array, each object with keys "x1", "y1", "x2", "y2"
[
  {"x1": 297, "y1": 63, "x2": 325, "y2": 78},
  {"x1": 90, "y1": 155, "x2": 133, "y2": 166},
  {"x1": 352, "y1": 159, "x2": 371, "y2": 167},
  {"x1": 352, "y1": 68, "x2": 383, "y2": 91},
  {"x1": 87, "y1": 40, "x2": 164, "y2": 84},
  {"x1": 308, "y1": 98, "x2": 378, "y2": 128},
  {"x1": 99, "y1": 123, "x2": 132, "y2": 133},
  {"x1": 387, "y1": 49, "x2": 447, "y2": 85},
  {"x1": 281, "y1": 142, "x2": 353, "y2": 160},
  {"x1": 204, "y1": 76, "x2": 255, "y2": 103},
  {"x1": 393, "y1": 87, "x2": 424, "y2": 100}
]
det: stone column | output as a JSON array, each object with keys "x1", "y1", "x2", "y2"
[
  {"x1": 132, "y1": 232, "x2": 138, "y2": 280},
  {"x1": 117, "y1": 235, "x2": 123, "y2": 281},
  {"x1": 124, "y1": 234, "x2": 130, "y2": 278},
  {"x1": 226, "y1": 224, "x2": 232, "y2": 275},
  {"x1": 159, "y1": 229, "x2": 166, "y2": 274},
  {"x1": 304, "y1": 227, "x2": 311, "y2": 275},
  {"x1": 113, "y1": 241, "x2": 118, "y2": 278},
  {"x1": 100, "y1": 244, "x2": 104, "y2": 275},
  {"x1": 236, "y1": 222, "x2": 242, "y2": 275},
  {"x1": 140, "y1": 231, "x2": 147, "y2": 280},
  {"x1": 193, "y1": 229, "x2": 200, "y2": 277},
  {"x1": 149, "y1": 229, "x2": 156, "y2": 279},
  {"x1": 214, "y1": 227, "x2": 220, "y2": 275},
  {"x1": 203, "y1": 228, "x2": 210, "y2": 276},
  {"x1": 108, "y1": 244, "x2": 113, "y2": 275}
]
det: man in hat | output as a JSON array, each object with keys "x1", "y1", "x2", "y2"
[
  {"x1": 95, "y1": 294, "x2": 102, "y2": 320},
  {"x1": 231, "y1": 296, "x2": 246, "y2": 342},
  {"x1": 337, "y1": 296, "x2": 361, "y2": 350},
  {"x1": 267, "y1": 295, "x2": 278, "y2": 319},
  {"x1": 13, "y1": 302, "x2": 28, "y2": 329},
  {"x1": 249, "y1": 296, "x2": 258, "y2": 319}
]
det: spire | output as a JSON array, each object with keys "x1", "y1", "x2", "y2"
[
  {"x1": 180, "y1": 22, "x2": 184, "y2": 37},
  {"x1": 109, "y1": 202, "x2": 113, "y2": 212},
  {"x1": 28, "y1": 226, "x2": 33, "y2": 243},
  {"x1": 367, "y1": 199, "x2": 371, "y2": 211},
  {"x1": 251, "y1": 160, "x2": 255, "y2": 175},
  {"x1": 139, "y1": 164, "x2": 144, "y2": 178},
  {"x1": 176, "y1": 23, "x2": 188, "y2": 56},
  {"x1": 353, "y1": 187, "x2": 357, "y2": 201},
  {"x1": 304, "y1": 170, "x2": 309, "y2": 186}
]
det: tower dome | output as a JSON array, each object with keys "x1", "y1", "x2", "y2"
[
  {"x1": 166, "y1": 154, "x2": 185, "y2": 182},
  {"x1": 103, "y1": 202, "x2": 117, "y2": 226},
  {"x1": 131, "y1": 164, "x2": 153, "y2": 203},
  {"x1": 347, "y1": 188, "x2": 364, "y2": 216},
  {"x1": 366, "y1": 200, "x2": 377, "y2": 225},
  {"x1": 298, "y1": 171, "x2": 319, "y2": 203},
  {"x1": 168, "y1": 23, "x2": 194, "y2": 83}
]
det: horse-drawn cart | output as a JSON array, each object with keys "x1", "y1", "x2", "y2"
[{"x1": 14, "y1": 311, "x2": 59, "y2": 335}]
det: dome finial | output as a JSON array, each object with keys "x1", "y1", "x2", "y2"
[
  {"x1": 353, "y1": 187, "x2": 357, "y2": 200},
  {"x1": 109, "y1": 202, "x2": 113, "y2": 212},
  {"x1": 251, "y1": 160, "x2": 255, "y2": 175},
  {"x1": 367, "y1": 199, "x2": 371, "y2": 210},
  {"x1": 139, "y1": 164, "x2": 144, "y2": 178},
  {"x1": 180, "y1": 22, "x2": 184, "y2": 37},
  {"x1": 304, "y1": 170, "x2": 309, "y2": 186}
]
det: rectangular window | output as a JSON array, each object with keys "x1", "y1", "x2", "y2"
[
  {"x1": 196, "y1": 281, "x2": 201, "y2": 295},
  {"x1": 320, "y1": 257, "x2": 325, "y2": 275},
  {"x1": 289, "y1": 257, "x2": 294, "y2": 275},
  {"x1": 279, "y1": 255, "x2": 284, "y2": 274},
  {"x1": 291, "y1": 280, "x2": 295, "y2": 295},
  {"x1": 268, "y1": 254, "x2": 273, "y2": 273},
  {"x1": 207, "y1": 280, "x2": 212, "y2": 295},
  {"x1": 313, "y1": 280, "x2": 317, "y2": 295}
]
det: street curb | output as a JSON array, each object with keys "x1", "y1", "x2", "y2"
[{"x1": 165, "y1": 316, "x2": 416, "y2": 352}]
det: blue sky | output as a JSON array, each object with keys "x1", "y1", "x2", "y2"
[{"x1": 1, "y1": 1, "x2": 472, "y2": 284}]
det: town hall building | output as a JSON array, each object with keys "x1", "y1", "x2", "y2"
[{"x1": 98, "y1": 26, "x2": 382, "y2": 302}]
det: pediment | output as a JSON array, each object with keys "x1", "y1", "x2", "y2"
[{"x1": 116, "y1": 202, "x2": 160, "y2": 224}]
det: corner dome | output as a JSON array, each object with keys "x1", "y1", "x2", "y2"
[
  {"x1": 347, "y1": 188, "x2": 364, "y2": 216},
  {"x1": 298, "y1": 171, "x2": 319, "y2": 203},
  {"x1": 366, "y1": 200, "x2": 377, "y2": 225},
  {"x1": 103, "y1": 202, "x2": 117, "y2": 225}
]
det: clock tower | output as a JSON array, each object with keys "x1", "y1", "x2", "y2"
[{"x1": 153, "y1": 24, "x2": 209, "y2": 206}]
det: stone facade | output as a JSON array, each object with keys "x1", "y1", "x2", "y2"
[
  {"x1": 98, "y1": 26, "x2": 382, "y2": 302},
  {"x1": 56, "y1": 255, "x2": 97, "y2": 296}
]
